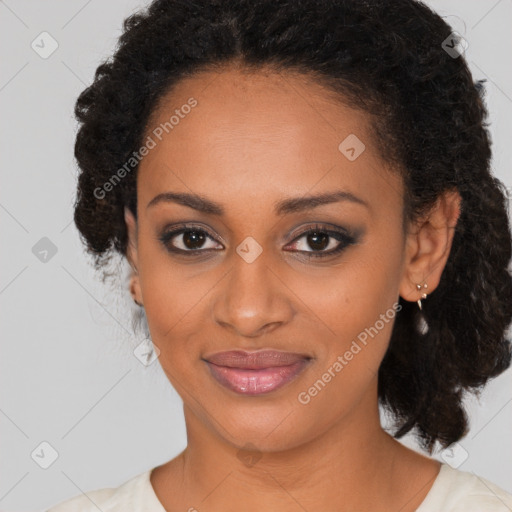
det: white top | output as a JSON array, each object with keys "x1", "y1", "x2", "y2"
[{"x1": 46, "y1": 463, "x2": 512, "y2": 511}]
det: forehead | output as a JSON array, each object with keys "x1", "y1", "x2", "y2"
[
  {"x1": 146, "y1": 65, "x2": 368, "y2": 144},
  {"x1": 137, "y1": 66, "x2": 403, "y2": 217}
]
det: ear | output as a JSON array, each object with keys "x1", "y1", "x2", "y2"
[
  {"x1": 124, "y1": 206, "x2": 143, "y2": 306},
  {"x1": 399, "y1": 188, "x2": 462, "y2": 304}
]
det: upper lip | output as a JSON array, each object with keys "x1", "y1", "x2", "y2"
[{"x1": 203, "y1": 350, "x2": 311, "y2": 369}]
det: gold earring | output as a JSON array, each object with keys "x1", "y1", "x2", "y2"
[{"x1": 416, "y1": 282, "x2": 428, "y2": 310}]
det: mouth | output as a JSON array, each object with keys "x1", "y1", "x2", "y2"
[{"x1": 202, "y1": 350, "x2": 312, "y2": 395}]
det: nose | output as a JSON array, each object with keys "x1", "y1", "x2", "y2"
[{"x1": 211, "y1": 250, "x2": 295, "y2": 338}]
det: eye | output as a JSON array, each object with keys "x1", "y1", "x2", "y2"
[
  {"x1": 158, "y1": 225, "x2": 223, "y2": 254},
  {"x1": 158, "y1": 222, "x2": 359, "y2": 259},
  {"x1": 284, "y1": 223, "x2": 357, "y2": 259}
]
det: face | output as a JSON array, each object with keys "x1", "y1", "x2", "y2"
[{"x1": 124, "y1": 66, "x2": 450, "y2": 452}]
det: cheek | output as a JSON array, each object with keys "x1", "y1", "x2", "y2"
[
  {"x1": 294, "y1": 267, "x2": 401, "y2": 435},
  {"x1": 304, "y1": 227, "x2": 404, "y2": 383},
  {"x1": 136, "y1": 239, "x2": 209, "y2": 362},
  {"x1": 312, "y1": 236, "x2": 403, "y2": 341}
]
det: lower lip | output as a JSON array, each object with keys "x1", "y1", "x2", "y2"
[{"x1": 205, "y1": 360, "x2": 310, "y2": 395}]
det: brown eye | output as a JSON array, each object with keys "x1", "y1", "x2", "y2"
[
  {"x1": 181, "y1": 230, "x2": 207, "y2": 249},
  {"x1": 159, "y1": 226, "x2": 223, "y2": 254},
  {"x1": 284, "y1": 224, "x2": 357, "y2": 259},
  {"x1": 305, "y1": 231, "x2": 330, "y2": 251},
  {"x1": 158, "y1": 222, "x2": 359, "y2": 260}
]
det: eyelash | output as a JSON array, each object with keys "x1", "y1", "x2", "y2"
[{"x1": 158, "y1": 223, "x2": 357, "y2": 260}]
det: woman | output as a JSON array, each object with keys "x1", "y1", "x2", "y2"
[{"x1": 47, "y1": 0, "x2": 512, "y2": 510}]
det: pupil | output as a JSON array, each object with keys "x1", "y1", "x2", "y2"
[
  {"x1": 308, "y1": 232, "x2": 328, "y2": 250},
  {"x1": 184, "y1": 230, "x2": 205, "y2": 249}
]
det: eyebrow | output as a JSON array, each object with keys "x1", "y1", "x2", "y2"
[{"x1": 146, "y1": 189, "x2": 369, "y2": 215}]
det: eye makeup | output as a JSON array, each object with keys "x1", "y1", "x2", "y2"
[{"x1": 157, "y1": 221, "x2": 362, "y2": 261}]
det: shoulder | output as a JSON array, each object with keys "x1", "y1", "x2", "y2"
[
  {"x1": 417, "y1": 463, "x2": 512, "y2": 512},
  {"x1": 45, "y1": 469, "x2": 165, "y2": 512}
]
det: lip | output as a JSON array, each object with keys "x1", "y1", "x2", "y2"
[
  {"x1": 204, "y1": 349, "x2": 311, "y2": 369},
  {"x1": 203, "y1": 350, "x2": 312, "y2": 395}
]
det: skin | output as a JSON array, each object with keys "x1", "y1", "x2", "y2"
[{"x1": 124, "y1": 64, "x2": 461, "y2": 512}]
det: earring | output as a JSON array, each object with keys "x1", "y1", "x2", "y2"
[
  {"x1": 133, "y1": 298, "x2": 143, "y2": 307},
  {"x1": 415, "y1": 282, "x2": 429, "y2": 335},
  {"x1": 416, "y1": 282, "x2": 428, "y2": 310}
]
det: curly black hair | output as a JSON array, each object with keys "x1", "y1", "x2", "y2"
[{"x1": 72, "y1": 0, "x2": 512, "y2": 453}]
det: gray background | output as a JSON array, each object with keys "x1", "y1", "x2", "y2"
[{"x1": 1, "y1": 0, "x2": 511, "y2": 510}]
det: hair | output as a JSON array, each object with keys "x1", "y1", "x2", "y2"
[{"x1": 72, "y1": 0, "x2": 512, "y2": 453}]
